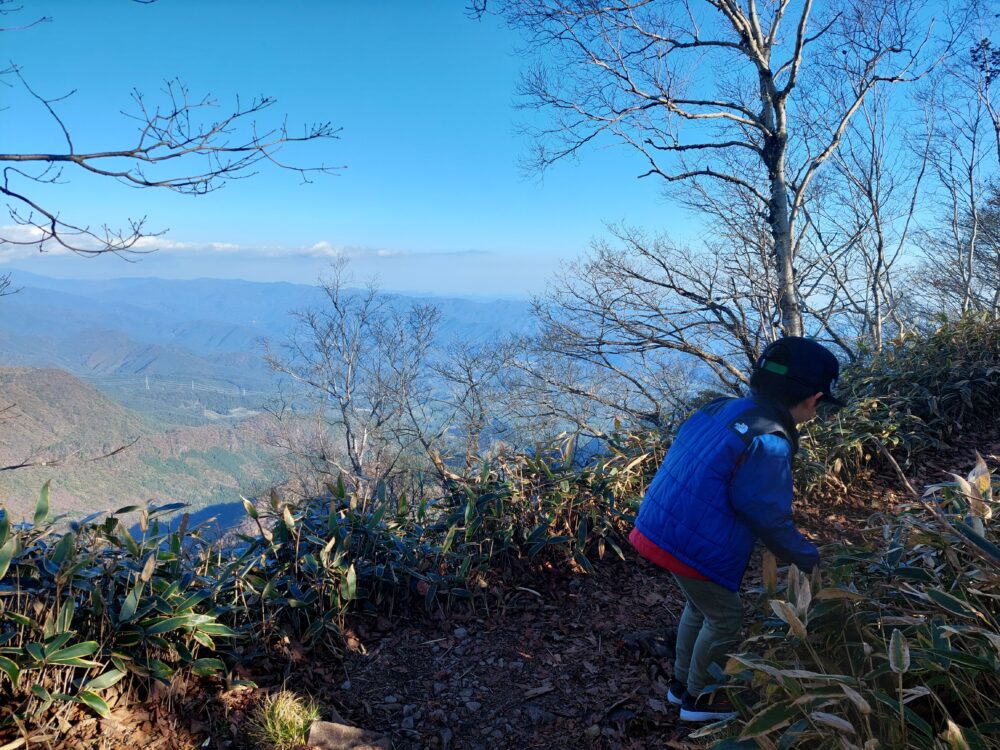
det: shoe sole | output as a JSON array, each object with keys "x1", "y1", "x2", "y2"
[
  {"x1": 680, "y1": 708, "x2": 737, "y2": 722},
  {"x1": 666, "y1": 688, "x2": 684, "y2": 706}
]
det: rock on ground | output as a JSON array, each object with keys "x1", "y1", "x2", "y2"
[{"x1": 308, "y1": 720, "x2": 391, "y2": 750}]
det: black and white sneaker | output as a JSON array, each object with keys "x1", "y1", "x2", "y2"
[
  {"x1": 679, "y1": 690, "x2": 737, "y2": 722},
  {"x1": 666, "y1": 678, "x2": 686, "y2": 706}
]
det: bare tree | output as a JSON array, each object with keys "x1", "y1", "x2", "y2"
[
  {"x1": 475, "y1": 0, "x2": 939, "y2": 336},
  {"x1": 916, "y1": 68, "x2": 996, "y2": 315},
  {"x1": 1, "y1": 2, "x2": 340, "y2": 259},
  {"x1": 426, "y1": 340, "x2": 521, "y2": 478},
  {"x1": 530, "y1": 225, "x2": 751, "y2": 420},
  {"x1": 265, "y1": 262, "x2": 440, "y2": 504},
  {"x1": 907, "y1": 3, "x2": 1000, "y2": 319},
  {"x1": 801, "y1": 86, "x2": 931, "y2": 349}
]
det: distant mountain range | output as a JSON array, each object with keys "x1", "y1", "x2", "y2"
[{"x1": 0, "y1": 272, "x2": 536, "y2": 420}]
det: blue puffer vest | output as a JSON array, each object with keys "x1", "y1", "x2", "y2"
[{"x1": 634, "y1": 397, "x2": 797, "y2": 592}]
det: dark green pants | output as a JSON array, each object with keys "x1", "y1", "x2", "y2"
[{"x1": 672, "y1": 573, "x2": 742, "y2": 696}]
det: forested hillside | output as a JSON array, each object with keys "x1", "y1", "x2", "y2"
[{"x1": 0, "y1": 367, "x2": 280, "y2": 519}]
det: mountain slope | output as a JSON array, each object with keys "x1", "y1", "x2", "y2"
[{"x1": 0, "y1": 366, "x2": 280, "y2": 519}]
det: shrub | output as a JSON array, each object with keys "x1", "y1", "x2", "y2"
[
  {"x1": 802, "y1": 314, "x2": 1000, "y2": 492},
  {"x1": 693, "y1": 453, "x2": 1000, "y2": 749},
  {"x1": 245, "y1": 690, "x2": 320, "y2": 750},
  {"x1": 425, "y1": 429, "x2": 661, "y2": 576},
  {"x1": 0, "y1": 483, "x2": 237, "y2": 729}
]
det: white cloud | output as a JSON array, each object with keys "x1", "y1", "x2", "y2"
[
  {"x1": 1, "y1": 228, "x2": 491, "y2": 265},
  {"x1": 132, "y1": 236, "x2": 242, "y2": 252},
  {"x1": 0, "y1": 225, "x2": 78, "y2": 261}
]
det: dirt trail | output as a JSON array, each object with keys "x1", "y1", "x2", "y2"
[
  {"x1": 212, "y1": 555, "x2": 693, "y2": 750},
  {"x1": 280, "y1": 481, "x2": 895, "y2": 750}
]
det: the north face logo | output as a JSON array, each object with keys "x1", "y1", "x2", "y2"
[{"x1": 733, "y1": 422, "x2": 749, "y2": 434}]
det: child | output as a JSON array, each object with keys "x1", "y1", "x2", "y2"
[{"x1": 630, "y1": 337, "x2": 843, "y2": 722}]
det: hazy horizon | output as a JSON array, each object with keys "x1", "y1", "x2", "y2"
[{"x1": 2, "y1": 265, "x2": 538, "y2": 303}]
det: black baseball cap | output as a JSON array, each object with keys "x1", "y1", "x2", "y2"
[{"x1": 754, "y1": 337, "x2": 845, "y2": 407}]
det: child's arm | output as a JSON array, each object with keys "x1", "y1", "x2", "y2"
[{"x1": 729, "y1": 434, "x2": 820, "y2": 572}]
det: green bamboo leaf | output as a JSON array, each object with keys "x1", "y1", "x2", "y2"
[
  {"x1": 6, "y1": 611, "x2": 35, "y2": 628},
  {"x1": 119, "y1": 586, "x2": 141, "y2": 623},
  {"x1": 442, "y1": 525, "x2": 458, "y2": 554},
  {"x1": 740, "y1": 699, "x2": 800, "y2": 738},
  {"x1": 50, "y1": 531, "x2": 75, "y2": 566},
  {"x1": 25, "y1": 643, "x2": 44, "y2": 663},
  {"x1": 872, "y1": 692, "x2": 933, "y2": 737},
  {"x1": 923, "y1": 647, "x2": 996, "y2": 671},
  {"x1": 118, "y1": 525, "x2": 140, "y2": 556},
  {"x1": 889, "y1": 629, "x2": 910, "y2": 674},
  {"x1": 953, "y1": 520, "x2": 1000, "y2": 566},
  {"x1": 83, "y1": 669, "x2": 126, "y2": 692},
  {"x1": 341, "y1": 564, "x2": 357, "y2": 602},
  {"x1": 77, "y1": 690, "x2": 110, "y2": 718},
  {"x1": 144, "y1": 616, "x2": 191, "y2": 635},
  {"x1": 424, "y1": 581, "x2": 438, "y2": 610},
  {"x1": 926, "y1": 588, "x2": 988, "y2": 622},
  {"x1": 573, "y1": 549, "x2": 595, "y2": 575},
  {"x1": 149, "y1": 502, "x2": 186, "y2": 517},
  {"x1": 43, "y1": 633, "x2": 74, "y2": 655},
  {"x1": 175, "y1": 590, "x2": 211, "y2": 612},
  {"x1": 192, "y1": 632, "x2": 216, "y2": 650},
  {"x1": 48, "y1": 641, "x2": 98, "y2": 661},
  {"x1": 34, "y1": 480, "x2": 51, "y2": 527},
  {"x1": 0, "y1": 507, "x2": 9, "y2": 546},
  {"x1": 526, "y1": 520, "x2": 550, "y2": 543},
  {"x1": 196, "y1": 623, "x2": 238, "y2": 637},
  {"x1": 0, "y1": 536, "x2": 17, "y2": 581},
  {"x1": 190, "y1": 658, "x2": 226, "y2": 677},
  {"x1": 241, "y1": 496, "x2": 259, "y2": 520},
  {"x1": 0, "y1": 655, "x2": 20, "y2": 687}
]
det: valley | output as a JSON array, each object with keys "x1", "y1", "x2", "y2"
[{"x1": 0, "y1": 272, "x2": 534, "y2": 520}]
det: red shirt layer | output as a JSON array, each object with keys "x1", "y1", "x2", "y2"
[{"x1": 629, "y1": 527, "x2": 709, "y2": 581}]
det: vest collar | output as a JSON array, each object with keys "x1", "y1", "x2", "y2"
[{"x1": 748, "y1": 393, "x2": 800, "y2": 454}]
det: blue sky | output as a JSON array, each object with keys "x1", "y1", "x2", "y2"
[{"x1": 0, "y1": 1, "x2": 683, "y2": 298}]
